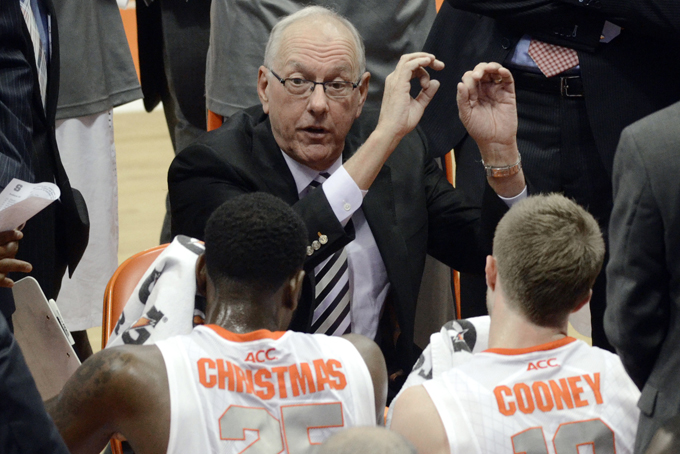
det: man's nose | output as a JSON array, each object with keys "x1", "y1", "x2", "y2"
[{"x1": 307, "y1": 83, "x2": 330, "y2": 114}]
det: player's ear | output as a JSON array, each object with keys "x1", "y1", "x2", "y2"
[
  {"x1": 571, "y1": 289, "x2": 592, "y2": 313},
  {"x1": 284, "y1": 269, "x2": 305, "y2": 312},
  {"x1": 258, "y1": 66, "x2": 271, "y2": 114},
  {"x1": 195, "y1": 253, "x2": 207, "y2": 297},
  {"x1": 485, "y1": 255, "x2": 497, "y2": 290}
]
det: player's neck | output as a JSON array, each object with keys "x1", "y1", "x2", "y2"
[
  {"x1": 488, "y1": 299, "x2": 568, "y2": 350},
  {"x1": 205, "y1": 283, "x2": 284, "y2": 334}
]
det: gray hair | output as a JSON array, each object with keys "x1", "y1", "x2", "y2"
[{"x1": 263, "y1": 6, "x2": 366, "y2": 79}]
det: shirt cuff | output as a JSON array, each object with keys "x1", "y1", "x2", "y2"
[
  {"x1": 322, "y1": 165, "x2": 365, "y2": 226},
  {"x1": 498, "y1": 185, "x2": 528, "y2": 208}
]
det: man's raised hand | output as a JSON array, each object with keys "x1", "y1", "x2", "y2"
[
  {"x1": 378, "y1": 53, "x2": 445, "y2": 141},
  {"x1": 457, "y1": 62, "x2": 518, "y2": 165}
]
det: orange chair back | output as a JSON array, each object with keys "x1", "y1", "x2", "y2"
[
  {"x1": 207, "y1": 110, "x2": 223, "y2": 132},
  {"x1": 101, "y1": 244, "x2": 168, "y2": 349},
  {"x1": 101, "y1": 244, "x2": 168, "y2": 454}
]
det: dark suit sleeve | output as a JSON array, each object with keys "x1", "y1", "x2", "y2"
[
  {"x1": 0, "y1": 314, "x2": 70, "y2": 454},
  {"x1": 446, "y1": 0, "x2": 605, "y2": 50},
  {"x1": 447, "y1": 0, "x2": 680, "y2": 49},
  {"x1": 562, "y1": 0, "x2": 680, "y2": 40},
  {"x1": 604, "y1": 127, "x2": 669, "y2": 390},
  {"x1": 422, "y1": 151, "x2": 507, "y2": 275}
]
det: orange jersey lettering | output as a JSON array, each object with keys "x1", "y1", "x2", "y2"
[{"x1": 494, "y1": 374, "x2": 604, "y2": 416}]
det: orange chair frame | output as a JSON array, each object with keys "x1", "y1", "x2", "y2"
[{"x1": 101, "y1": 244, "x2": 168, "y2": 454}]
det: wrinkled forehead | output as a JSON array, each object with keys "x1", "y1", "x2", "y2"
[{"x1": 273, "y1": 17, "x2": 360, "y2": 77}]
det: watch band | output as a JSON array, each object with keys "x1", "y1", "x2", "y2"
[{"x1": 482, "y1": 155, "x2": 522, "y2": 178}]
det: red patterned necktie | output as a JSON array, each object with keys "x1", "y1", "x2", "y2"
[{"x1": 528, "y1": 40, "x2": 579, "y2": 78}]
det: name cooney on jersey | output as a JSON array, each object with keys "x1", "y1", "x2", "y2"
[{"x1": 494, "y1": 372, "x2": 603, "y2": 416}]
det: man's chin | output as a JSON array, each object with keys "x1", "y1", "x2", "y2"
[{"x1": 290, "y1": 145, "x2": 343, "y2": 171}]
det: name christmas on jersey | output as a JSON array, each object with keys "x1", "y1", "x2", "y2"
[{"x1": 196, "y1": 348, "x2": 347, "y2": 400}]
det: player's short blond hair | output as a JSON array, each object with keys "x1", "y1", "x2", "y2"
[{"x1": 493, "y1": 194, "x2": 605, "y2": 327}]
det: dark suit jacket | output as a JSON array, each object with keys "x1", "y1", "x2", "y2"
[
  {"x1": 0, "y1": 312, "x2": 70, "y2": 454},
  {"x1": 136, "y1": 0, "x2": 211, "y2": 130},
  {"x1": 421, "y1": 0, "x2": 680, "y2": 175},
  {"x1": 605, "y1": 100, "x2": 680, "y2": 454},
  {"x1": 0, "y1": 0, "x2": 88, "y2": 308},
  {"x1": 169, "y1": 106, "x2": 508, "y2": 381}
]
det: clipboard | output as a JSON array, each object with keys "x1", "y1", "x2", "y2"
[{"x1": 12, "y1": 277, "x2": 81, "y2": 400}]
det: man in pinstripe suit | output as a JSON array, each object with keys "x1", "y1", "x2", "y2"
[
  {"x1": 0, "y1": 0, "x2": 88, "y2": 335},
  {"x1": 0, "y1": 3, "x2": 78, "y2": 451}
]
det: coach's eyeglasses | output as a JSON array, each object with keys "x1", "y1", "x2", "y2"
[{"x1": 268, "y1": 68, "x2": 360, "y2": 100}]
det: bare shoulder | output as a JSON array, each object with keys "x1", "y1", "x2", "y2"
[
  {"x1": 51, "y1": 345, "x2": 163, "y2": 402},
  {"x1": 390, "y1": 385, "x2": 450, "y2": 454},
  {"x1": 342, "y1": 333, "x2": 382, "y2": 360},
  {"x1": 341, "y1": 333, "x2": 388, "y2": 424},
  {"x1": 72, "y1": 345, "x2": 165, "y2": 397},
  {"x1": 48, "y1": 345, "x2": 169, "y2": 454}
]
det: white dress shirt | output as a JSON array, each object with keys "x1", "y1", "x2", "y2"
[
  {"x1": 282, "y1": 152, "x2": 389, "y2": 339},
  {"x1": 281, "y1": 151, "x2": 527, "y2": 340}
]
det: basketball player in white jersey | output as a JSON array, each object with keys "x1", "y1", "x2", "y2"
[
  {"x1": 46, "y1": 193, "x2": 387, "y2": 454},
  {"x1": 390, "y1": 194, "x2": 640, "y2": 454}
]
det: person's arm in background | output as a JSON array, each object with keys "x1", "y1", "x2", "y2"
[
  {"x1": 446, "y1": 0, "x2": 680, "y2": 50},
  {"x1": 605, "y1": 126, "x2": 669, "y2": 389}
]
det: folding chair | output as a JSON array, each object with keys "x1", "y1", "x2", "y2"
[
  {"x1": 207, "y1": 110, "x2": 223, "y2": 132},
  {"x1": 101, "y1": 244, "x2": 168, "y2": 349},
  {"x1": 101, "y1": 244, "x2": 168, "y2": 454}
]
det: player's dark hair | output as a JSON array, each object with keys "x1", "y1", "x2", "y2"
[{"x1": 204, "y1": 193, "x2": 308, "y2": 293}]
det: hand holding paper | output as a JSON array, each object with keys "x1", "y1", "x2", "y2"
[
  {"x1": 0, "y1": 178, "x2": 59, "y2": 286},
  {"x1": 0, "y1": 178, "x2": 60, "y2": 232}
]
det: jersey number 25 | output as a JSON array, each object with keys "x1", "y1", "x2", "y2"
[{"x1": 219, "y1": 402, "x2": 344, "y2": 453}]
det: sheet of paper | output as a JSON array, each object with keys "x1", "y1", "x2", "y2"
[{"x1": 0, "y1": 178, "x2": 60, "y2": 231}]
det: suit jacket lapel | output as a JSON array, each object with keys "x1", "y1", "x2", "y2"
[
  {"x1": 344, "y1": 147, "x2": 414, "y2": 308},
  {"x1": 251, "y1": 117, "x2": 300, "y2": 206},
  {"x1": 42, "y1": 0, "x2": 58, "y2": 124}
]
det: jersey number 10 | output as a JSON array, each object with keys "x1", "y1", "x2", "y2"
[{"x1": 512, "y1": 418, "x2": 616, "y2": 454}]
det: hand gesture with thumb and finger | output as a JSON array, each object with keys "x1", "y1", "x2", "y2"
[
  {"x1": 378, "y1": 53, "x2": 445, "y2": 141},
  {"x1": 457, "y1": 62, "x2": 518, "y2": 164}
]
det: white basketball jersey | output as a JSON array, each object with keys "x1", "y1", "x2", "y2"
[
  {"x1": 156, "y1": 325, "x2": 376, "y2": 454},
  {"x1": 423, "y1": 337, "x2": 640, "y2": 454}
]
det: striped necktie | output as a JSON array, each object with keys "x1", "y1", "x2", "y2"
[
  {"x1": 306, "y1": 172, "x2": 352, "y2": 335},
  {"x1": 19, "y1": 0, "x2": 48, "y2": 109},
  {"x1": 528, "y1": 40, "x2": 579, "y2": 78}
]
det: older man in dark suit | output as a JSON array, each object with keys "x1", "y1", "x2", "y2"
[
  {"x1": 606, "y1": 100, "x2": 680, "y2": 454},
  {"x1": 170, "y1": 6, "x2": 527, "y2": 397}
]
